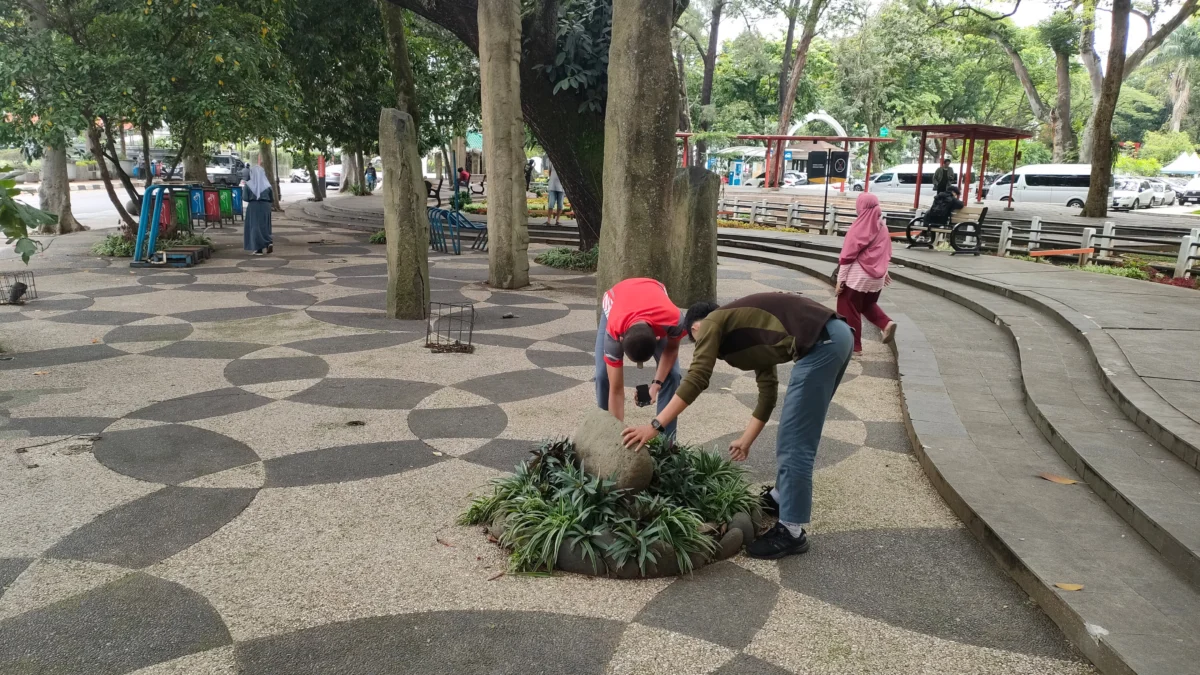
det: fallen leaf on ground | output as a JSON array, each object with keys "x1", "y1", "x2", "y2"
[
  {"x1": 432, "y1": 451, "x2": 444, "y2": 457},
  {"x1": 436, "y1": 537, "x2": 453, "y2": 547},
  {"x1": 90, "y1": 338, "x2": 100, "y2": 344},
  {"x1": 1039, "y1": 472, "x2": 1078, "y2": 485},
  {"x1": 486, "y1": 534, "x2": 499, "y2": 544},
  {"x1": 487, "y1": 571, "x2": 505, "y2": 581},
  {"x1": 33, "y1": 371, "x2": 49, "y2": 376},
  {"x1": 1054, "y1": 583, "x2": 1084, "y2": 591}
]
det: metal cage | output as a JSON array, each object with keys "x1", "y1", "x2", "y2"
[
  {"x1": 426, "y1": 302, "x2": 476, "y2": 354},
  {"x1": 0, "y1": 270, "x2": 37, "y2": 305}
]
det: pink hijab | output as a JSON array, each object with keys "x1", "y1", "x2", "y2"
[{"x1": 838, "y1": 192, "x2": 891, "y2": 278}]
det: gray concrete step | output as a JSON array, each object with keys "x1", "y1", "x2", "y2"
[{"x1": 715, "y1": 241, "x2": 1200, "y2": 675}]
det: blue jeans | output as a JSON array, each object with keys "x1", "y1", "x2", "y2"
[
  {"x1": 775, "y1": 318, "x2": 853, "y2": 525},
  {"x1": 547, "y1": 190, "x2": 565, "y2": 211},
  {"x1": 594, "y1": 313, "x2": 682, "y2": 439}
]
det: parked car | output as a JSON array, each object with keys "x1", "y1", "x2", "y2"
[
  {"x1": 744, "y1": 170, "x2": 806, "y2": 187},
  {"x1": 1177, "y1": 176, "x2": 1200, "y2": 204},
  {"x1": 1111, "y1": 177, "x2": 1155, "y2": 210},
  {"x1": 1147, "y1": 179, "x2": 1176, "y2": 206},
  {"x1": 290, "y1": 168, "x2": 310, "y2": 183},
  {"x1": 206, "y1": 154, "x2": 245, "y2": 186},
  {"x1": 325, "y1": 164, "x2": 342, "y2": 187},
  {"x1": 867, "y1": 164, "x2": 951, "y2": 199},
  {"x1": 984, "y1": 164, "x2": 1092, "y2": 207}
]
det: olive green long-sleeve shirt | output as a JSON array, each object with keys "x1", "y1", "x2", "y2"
[{"x1": 675, "y1": 293, "x2": 837, "y2": 421}]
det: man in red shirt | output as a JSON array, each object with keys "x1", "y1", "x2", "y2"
[{"x1": 595, "y1": 278, "x2": 685, "y2": 438}]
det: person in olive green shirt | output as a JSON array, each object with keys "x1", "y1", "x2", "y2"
[
  {"x1": 933, "y1": 158, "x2": 955, "y2": 194},
  {"x1": 622, "y1": 292, "x2": 853, "y2": 559}
]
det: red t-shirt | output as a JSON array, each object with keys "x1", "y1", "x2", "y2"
[{"x1": 601, "y1": 278, "x2": 684, "y2": 367}]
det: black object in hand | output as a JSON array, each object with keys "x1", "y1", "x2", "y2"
[{"x1": 635, "y1": 384, "x2": 652, "y2": 408}]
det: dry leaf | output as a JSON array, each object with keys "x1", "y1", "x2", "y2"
[
  {"x1": 436, "y1": 537, "x2": 453, "y2": 547},
  {"x1": 90, "y1": 338, "x2": 100, "y2": 344},
  {"x1": 33, "y1": 371, "x2": 49, "y2": 376},
  {"x1": 487, "y1": 571, "x2": 505, "y2": 581},
  {"x1": 486, "y1": 534, "x2": 499, "y2": 544},
  {"x1": 1039, "y1": 472, "x2": 1078, "y2": 485},
  {"x1": 1054, "y1": 583, "x2": 1084, "y2": 591},
  {"x1": 432, "y1": 451, "x2": 444, "y2": 457}
]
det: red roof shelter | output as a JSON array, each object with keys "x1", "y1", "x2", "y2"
[
  {"x1": 894, "y1": 124, "x2": 1033, "y2": 209},
  {"x1": 676, "y1": 132, "x2": 893, "y2": 191}
]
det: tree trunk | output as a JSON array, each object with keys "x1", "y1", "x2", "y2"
[
  {"x1": 38, "y1": 144, "x2": 84, "y2": 234},
  {"x1": 355, "y1": 149, "x2": 367, "y2": 191},
  {"x1": 1081, "y1": 0, "x2": 1130, "y2": 218},
  {"x1": 340, "y1": 151, "x2": 356, "y2": 193},
  {"x1": 182, "y1": 132, "x2": 207, "y2": 183},
  {"x1": 119, "y1": 120, "x2": 127, "y2": 158},
  {"x1": 1171, "y1": 63, "x2": 1190, "y2": 133},
  {"x1": 778, "y1": 0, "x2": 800, "y2": 111},
  {"x1": 101, "y1": 121, "x2": 142, "y2": 208},
  {"x1": 260, "y1": 139, "x2": 282, "y2": 211},
  {"x1": 1079, "y1": 4, "x2": 1105, "y2": 163},
  {"x1": 86, "y1": 124, "x2": 137, "y2": 231},
  {"x1": 694, "y1": 0, "x2": 724, "y2": 165},
  {"x1": 304, "y1": 149, "x2": 325, "y2": 201},
  {"x1": 998, "y1": 40, "x2": 1051, "y2": 124},
  {"x1": 1053, "y1": 48, "x2": 1075, "y2": 162},
  {"x1": 478, "y1": 0, "x2": 530, "y2": 289},
  {"x1": 775, "y1": 0, "x2": 825, "y2": 136},
  {"x1": 676, "y1": 47, "x2": 691, "y2": 133},
  {"x1": 382, "y1": 1, "x2": 420, "y2": 123},
  {"x1": 141, "y1": 124, "x2": 153, "y2": 189},
  {"x1": 380, "y1": 108, "x2": 431, "y2": 319}
]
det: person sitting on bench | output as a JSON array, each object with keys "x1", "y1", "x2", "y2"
[{"x1": 915, "y1": 186, "x2": 964, "y2": 246}]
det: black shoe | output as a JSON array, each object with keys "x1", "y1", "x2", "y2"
[
  {"x1": 759, "y1": 486, "x2": 779, "y2": 517},
  {"x1": 746, "y1": 522, "x2": 809, "y2": 560}
]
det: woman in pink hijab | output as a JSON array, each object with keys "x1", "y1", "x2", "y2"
[{"x1": 836, "y1": 192, "x2": 897, "y2": 353}]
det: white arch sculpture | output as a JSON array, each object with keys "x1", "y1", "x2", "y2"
[{"x1": 788, "y1": 111, "x2": 848, "y2": 138}]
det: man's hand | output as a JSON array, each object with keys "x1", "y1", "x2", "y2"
[
  {"x1": 621, "y1": 424, "x2": 658, "y2": 451},
  {"x1": 835, "y1": 280, "x2": 845, "y2": 296},
  {"x1": 729, "y1": 435, "x2": 752, "y2": 461},
  {"x1": 649, "y1": 382, "x2": 661, "y2": 402}
]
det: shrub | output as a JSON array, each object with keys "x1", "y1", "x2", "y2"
[
  {"x1": 349, "y1": 183, "x2": 372, "y2": 196},
  {"x1": 534, "y1": 246, "x2": 599, "y2": 272},
  {"x1": 91, "y1": 232, "x2": 212, "y2": 258},
  {"x1": 368, "y1": 229, "x2": 386, "y2": 244},
  {"x1": 456, "y1": 190, "x2": 472, "y2": 206},
  {"x1": 460, "y1": 437, "x2": 754, "y2": 576},
  {"x1": 717, "y1": 218, "x2": 804, "y2": 234},
  {"x1": 1063, "y1": 263, "x2": 1150, "y2": 280}
]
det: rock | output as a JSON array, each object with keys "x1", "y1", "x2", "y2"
[
  {"x1": 488, "y1": 512, "x2": 508, "y2": 541},
  {"x1": 378, "y1": 107, "x2": 430, "y2": 320},
  {"x1": 717, "y1": 527, "x2": 744, "y2": 560},
  {"x1": 729, "y1": 512, "x2": 756, "y2": 547},
  {"x1": 644, "y1": 541, "x2": 679, "y2": 577},
  {"x1": 556, "y1": 539, "x2": 606, "y2": 576},
  {"x1": 573, "y1": 409, "x2": 653, "y2": 491}
]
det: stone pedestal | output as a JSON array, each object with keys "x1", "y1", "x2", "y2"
[
  {"x1": 379, "y1": 108, "x2": 430, "y2": 319},
  {"x1": 669, "y1": 167, "x2": 719, "y2": 307},
  {"x1": 478, "y1": 0, "x2": 530, "y2": 289},
  {"x1": 596, "y1": 0, "x2": 680, "y2": 300}
]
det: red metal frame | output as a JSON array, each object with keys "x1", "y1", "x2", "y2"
[
  {"x1": 896, "y1": 124, "x2": 1032, "y2": 209},
  {"x1": 675, "y1": 132, "x2": 893, "y2": 189}
]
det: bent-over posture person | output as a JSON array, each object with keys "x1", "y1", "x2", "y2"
[
  {"x1": 621, "y1": 293, "x2": 853, "y2": 559},
  {"x1": 595, "y1": 277, "x2": 685, "y2": 439}
]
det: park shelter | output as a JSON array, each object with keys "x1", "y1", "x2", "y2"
[
  {"x1": 894, "y1": 124, "x2": 1033, "y2": 208},
  {"x1": 677, "y1": 133, "x2": 892, "y2": 188},
  {"x1": 1163, "y1": 152, "x2": 1200, "y2": 176}
]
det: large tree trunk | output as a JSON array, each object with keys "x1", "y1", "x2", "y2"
[
  {"x1": 141, "y1": 124, "x2": 153, "y2": 189},
  {"x1": 304, "y1": 149, "x2": 325, "y2": 201},
  {"x1": 676, "y1": 47, "x2": 691, "y2": 133},
  {"x1": 380, "y1": 108, "x2": 430, "y2": 319},
  {"x1": 998, "y1": 39, "x2": 1051, "y2": 124},
  {"x1": 772, "y1": 0, "x2": 826, "y2": 182},
  {"x1": 1052, "y1": 48, "x2": 1075, "y2": 162},
  {"x1": 382, "y1": 1, "x2": 420, "y2": 122},
  {"x1": 478, "y1": 0, "x2": 530, "y2": 289},
  {"x1": 694, "y1": 0, "x2": 723, "y2": 166},
  {"x1": 355, "y1": 149, "x2": 367, "y2": 191},
  {"x1": 86, "y1": 124, "x2": 137, "y2": 231},
  {"x1": 597, "y1": 0, "x2": 680, "y2": 298},
  {"x1": 38, "y1": 144, "x2": 84, "y2": 234},
  {"x1": 182, "y1": 132, "x2": 207, "y2": 183},
  {"x1": 1171, "y1": 63, "x2": 1191, "y2": 133},
  {"x1": 1079, "y1": 6, "x2": 1104, "y2": 164},
  {"x1": 260, "y1": 139, "x2": 282, "y2": 211},
  {"x1": 340, "y1": 151, "x2": 357, "y2": 193},
  {"x1": 778, "y1": 0, "x2": 800, "y2": 111},
  {"x1": 101, "y1": 122, "x2": 142, "y2": 208},
  {"x1": 1081, "y1": 0, "x2": 1130, "y2": 218}
]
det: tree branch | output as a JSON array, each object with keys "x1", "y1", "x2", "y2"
[{"x1": 1125, "y1": 0, "x2": 1200, "y2": 75}]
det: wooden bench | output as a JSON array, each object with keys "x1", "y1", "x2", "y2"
[{"x1": 905, "y1": 206, "x2": 988, "y2": 256}]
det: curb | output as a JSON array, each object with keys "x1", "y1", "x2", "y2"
[{"x1": 15, "y1": 184, "x2": 108, "y2": 193}]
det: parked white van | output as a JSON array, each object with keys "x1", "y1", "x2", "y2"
[
  {"x1": 867, "y1": 163, "x2": 958, "y2": 198},
  {"x1": 984, "y1": 164, "x2": 1093, "y2": 207}
]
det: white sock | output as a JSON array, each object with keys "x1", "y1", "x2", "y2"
[
  {"x1": 770, "y1": 487, "x2": 781, "y2": 502},
  {"x1": 779, "y1": 520, "x2": 806, "y2": 538}
]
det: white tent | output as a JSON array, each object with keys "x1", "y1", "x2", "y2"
[{"x1": 1162, "y1": 151, "x2": 1200, "y2": 175}]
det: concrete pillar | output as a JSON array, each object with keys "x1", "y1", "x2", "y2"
[
  {"x1": 379, "y1": 108, "x2": 430, "y2": 320},
  {"x1": 669, "y1": 167, "x2": 720, "y2": 307},
  {"x1": 477, "y1": 0, "x2": 529, "y2": 289},
  {"x1": 596, "y1": 0, "x2": 680, "y2": 299}
]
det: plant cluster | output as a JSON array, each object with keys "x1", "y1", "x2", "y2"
[
  {"x1": 368, "y1": 229, "x2": 386, "y2": 244},
  {"x1": 534, "y1": 246, "x2": 599, "y2": 272},
  {"x1": 460, "y1": 437, "x2": 758, "y2": 576},
  {"x1": 91, "y1": 232, "x2": 212, "y2": 258},
  {"x1": 1, "y1": 170, "x2": 54, "y2": 263}
]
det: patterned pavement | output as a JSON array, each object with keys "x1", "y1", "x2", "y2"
[{"x1": 0, "y1": 216, "x2": 1094, "y2": 674}]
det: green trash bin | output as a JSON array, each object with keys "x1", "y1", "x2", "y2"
[
  {"x1": 172, "y1": 191, "x2": 191, "y2": 232},
  {"x1": 218, "y1": 188, "x2": 234, "y2": 225}
]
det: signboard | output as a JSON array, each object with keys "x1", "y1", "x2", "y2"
[
  {"x1": 706, "y1": 157, "x2": 716, "y2": 170},
  {"x1": 318, "y1": 155, "x2": 326, "y2": 178},
  {"x1": 731, "y1": 160, "x2": 744, "y2": 186},
  {"x1": 880, "y1": 126, "x2": 889, "y2": 137},
  {"x1": 784, "y1": 150, "x2": 793, "y2": 162},
  {"x1": 830, "y1": 151, "x2": 849, "y2": 183},
  {"x1": 809, "y1": 151, "x2": 849, "y2": 185}
]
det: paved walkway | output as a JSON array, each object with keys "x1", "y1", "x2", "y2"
[{"x1": 0, "y1": 216, "x2": 1091, "y2": 673}]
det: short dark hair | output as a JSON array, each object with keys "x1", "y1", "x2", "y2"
[
  {"x1": 948, "y1": 185, "x2": 961, "y2": 195},
  {"x1": 684, "y1": 301, "x2": 720, "y2": 341},
  {"x1": 622, "y1": 323, "x2": 657, "y2": 364},
  {"x1": 942, "y1": 158, "x2": 951, "y2": 164}
]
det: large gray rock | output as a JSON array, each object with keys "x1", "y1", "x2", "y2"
[
  {"x1": 729, "y1": 511, "x2": 756, "y2": 547},
  {"x1": 717, "y1": 527, "x2": 744, "y2": 560},
  {"x1": 573, "y1": 409, "x2": 653, "y2": 492},
  {"x1": 556, "y1": 539, "x2": 606, "y2": 576},
  {"x1": 379, "y1": 108, "x2": 430, "y2": 320},
  {"x1": 478, "y1": 0, "x2": 529, "y2": 289},
  {"x1": 669, "y1": 167, "x2": 720, "y2": 307},
  {"x1": 595, "y1": 0, "x2": 680, "y2": 302}
]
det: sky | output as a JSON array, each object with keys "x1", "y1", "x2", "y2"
[{"x1": 723, "y1": 0, "x2": 1156, "y2": 60}]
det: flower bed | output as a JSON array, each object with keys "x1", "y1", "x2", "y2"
[{"x1": 460, "y1": 437, "x2": 760, "y2": 578}]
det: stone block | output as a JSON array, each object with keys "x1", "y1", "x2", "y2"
[
  {"x1": 572, "y1": 409, "x2": 652, "y2": 491},
  {"x1": 669, "y1": 167, "x2": 720, "y2": 307}
]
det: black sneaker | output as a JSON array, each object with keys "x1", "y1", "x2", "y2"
[
  {"x1": 759, "y1": 486, "x2": 779, "y2": 517},
  {"x1": 746, "y1": 522, "x2": 809, "y2": 560}
]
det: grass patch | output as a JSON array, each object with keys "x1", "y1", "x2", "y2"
[
  {"x1": 534, "y1": 245, "x2": 598, "y2": 272},
  {"x1": 368, "y1": 229, "x2": 386, "y2": 244},
  {"x1": 717, "y1": 218, "x2": 804, "y2": 234},
  {"x1": 1062, "y1": 263, "x2": 1151, "y2": 280},
  {"x1": 460, "y1": 437, "x2": 758, "y2": 576},
  {"x1": 91, "y1": 232, "x2": 212, "y2": 258}
]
